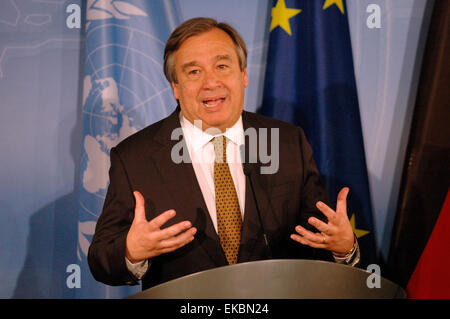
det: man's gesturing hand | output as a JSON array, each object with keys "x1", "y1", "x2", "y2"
[
  {"x1": 290, "y1": 187, "x2": 355, "y2": 256},
  {"x1": 125, "y1": 191, "x2": 197, "y2": 264}
]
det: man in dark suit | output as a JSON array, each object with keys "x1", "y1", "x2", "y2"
[{"x1": 88, "y1": 17, "x2": 359, "y2": 290}]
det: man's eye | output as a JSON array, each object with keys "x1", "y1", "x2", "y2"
[
  {"x1": 189, "y1": 69, "x2": 200, "y2": 75},
  {"x1": 218, "y1": 64, "x2": 228, "y2": 69}
]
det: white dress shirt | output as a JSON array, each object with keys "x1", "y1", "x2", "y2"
[{"x1": 179, "y1": 113, "x2": 246, "y2": 232}]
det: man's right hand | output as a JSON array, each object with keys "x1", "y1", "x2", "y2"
[{"x1": 125, "y1": 191, "x2": 197, "y2": 264}]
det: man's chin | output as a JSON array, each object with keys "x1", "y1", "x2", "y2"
[
  {"x1": 200, "y1": 120, "x2": 232, "y2": 133},
  {"x1": 194, "y1": 114, "x2": 230, "y2": 131}
]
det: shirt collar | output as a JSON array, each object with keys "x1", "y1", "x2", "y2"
[{"x1": 179, "y1": 112, "x2": 245, "y2": 152}]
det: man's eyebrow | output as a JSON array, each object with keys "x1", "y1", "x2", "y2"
[
  {"x1": 181, "y1": 61, "x2": 199, "y2": 71},
  {"x1": 214, "y1": 54, "x2": 232, "y2": 62}
]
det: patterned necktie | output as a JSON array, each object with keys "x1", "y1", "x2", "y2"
[{"x1": 213, "y1": 136, "x2": 242, "y2": 264}]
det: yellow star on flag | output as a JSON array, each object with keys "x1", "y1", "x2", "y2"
[
  {"x1": 270, "y1": 0, "x2": 302, "y2": 36},
  {"x1": 322, "y1": 0, "x2": 345, "y2": 14},
  {"x1": 350, "y1": 214, "x2": 370, "y2": 238}
]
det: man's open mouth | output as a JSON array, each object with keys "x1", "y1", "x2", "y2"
[{"x1": 202, "y1": 97, "x2": 226, "y2": 108}]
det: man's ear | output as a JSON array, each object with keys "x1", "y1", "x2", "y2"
[
  {"x1": 171, "y1": 81, "x2": 179, "y2": 100},
  {"x1": 243, "y1": 69, "x2": 249, "y2": 88}
]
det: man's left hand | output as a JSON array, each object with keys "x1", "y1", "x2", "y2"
[{"x1": 290, "y1": 187, "x2": 355, "y2": 256}]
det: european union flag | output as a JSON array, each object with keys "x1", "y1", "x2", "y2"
[{"x1": 260, "y1": 0, "x2": 377, "y2": 267}]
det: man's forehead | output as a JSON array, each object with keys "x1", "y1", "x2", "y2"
[
  {"x1": 174, "y1": 30, "x2": 238, "y2": 68},
  {"x1": 181, "y1": 54, "x2": 233, "y2": 69}
]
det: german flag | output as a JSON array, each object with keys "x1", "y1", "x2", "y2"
[{"x1": 386, "y1": 0, "x2": 450, "y2": 298}]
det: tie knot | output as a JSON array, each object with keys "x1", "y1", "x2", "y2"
[{"x1": 213, "y1": 136, "x2": 227, "y2": 163}]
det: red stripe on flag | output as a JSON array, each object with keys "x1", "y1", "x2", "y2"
[{"x1": 406, "y1": 187, "x2": 450, "y2": 298}]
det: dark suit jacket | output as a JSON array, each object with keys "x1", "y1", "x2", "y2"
[{"x1": 88, "y1": 108, "x2": 333, "y2": 290}]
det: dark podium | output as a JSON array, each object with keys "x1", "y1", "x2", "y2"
[{"x1": 127, "y1": 259, "x2": 405, "y2": 299}]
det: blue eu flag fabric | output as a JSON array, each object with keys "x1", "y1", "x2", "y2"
[
  {"x1": 76, "y1": 0, "x2": 180, "y2": 298},
  {"x1": 259, "y1": 0, "x2": 377, "y2": 267}
]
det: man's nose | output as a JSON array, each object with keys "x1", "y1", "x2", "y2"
[{"x1": 202, "y1": 69, "x2": 221, "y2": 89}]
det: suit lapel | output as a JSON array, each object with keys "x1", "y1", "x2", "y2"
[{"x1": 150, "y1": 109, "x2": 227, "y2": 266}]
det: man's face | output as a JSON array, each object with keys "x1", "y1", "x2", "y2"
[{"x1": 171, "y1": 28, "x2": 248, "y2": 132}]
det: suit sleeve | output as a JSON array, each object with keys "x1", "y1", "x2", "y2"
[
  {"x1": 296, "y1": 127, "x2": 331, "y2": 225},
  {"x1": 87, "y1": 147, "x2": 140, "y2": 286}
]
